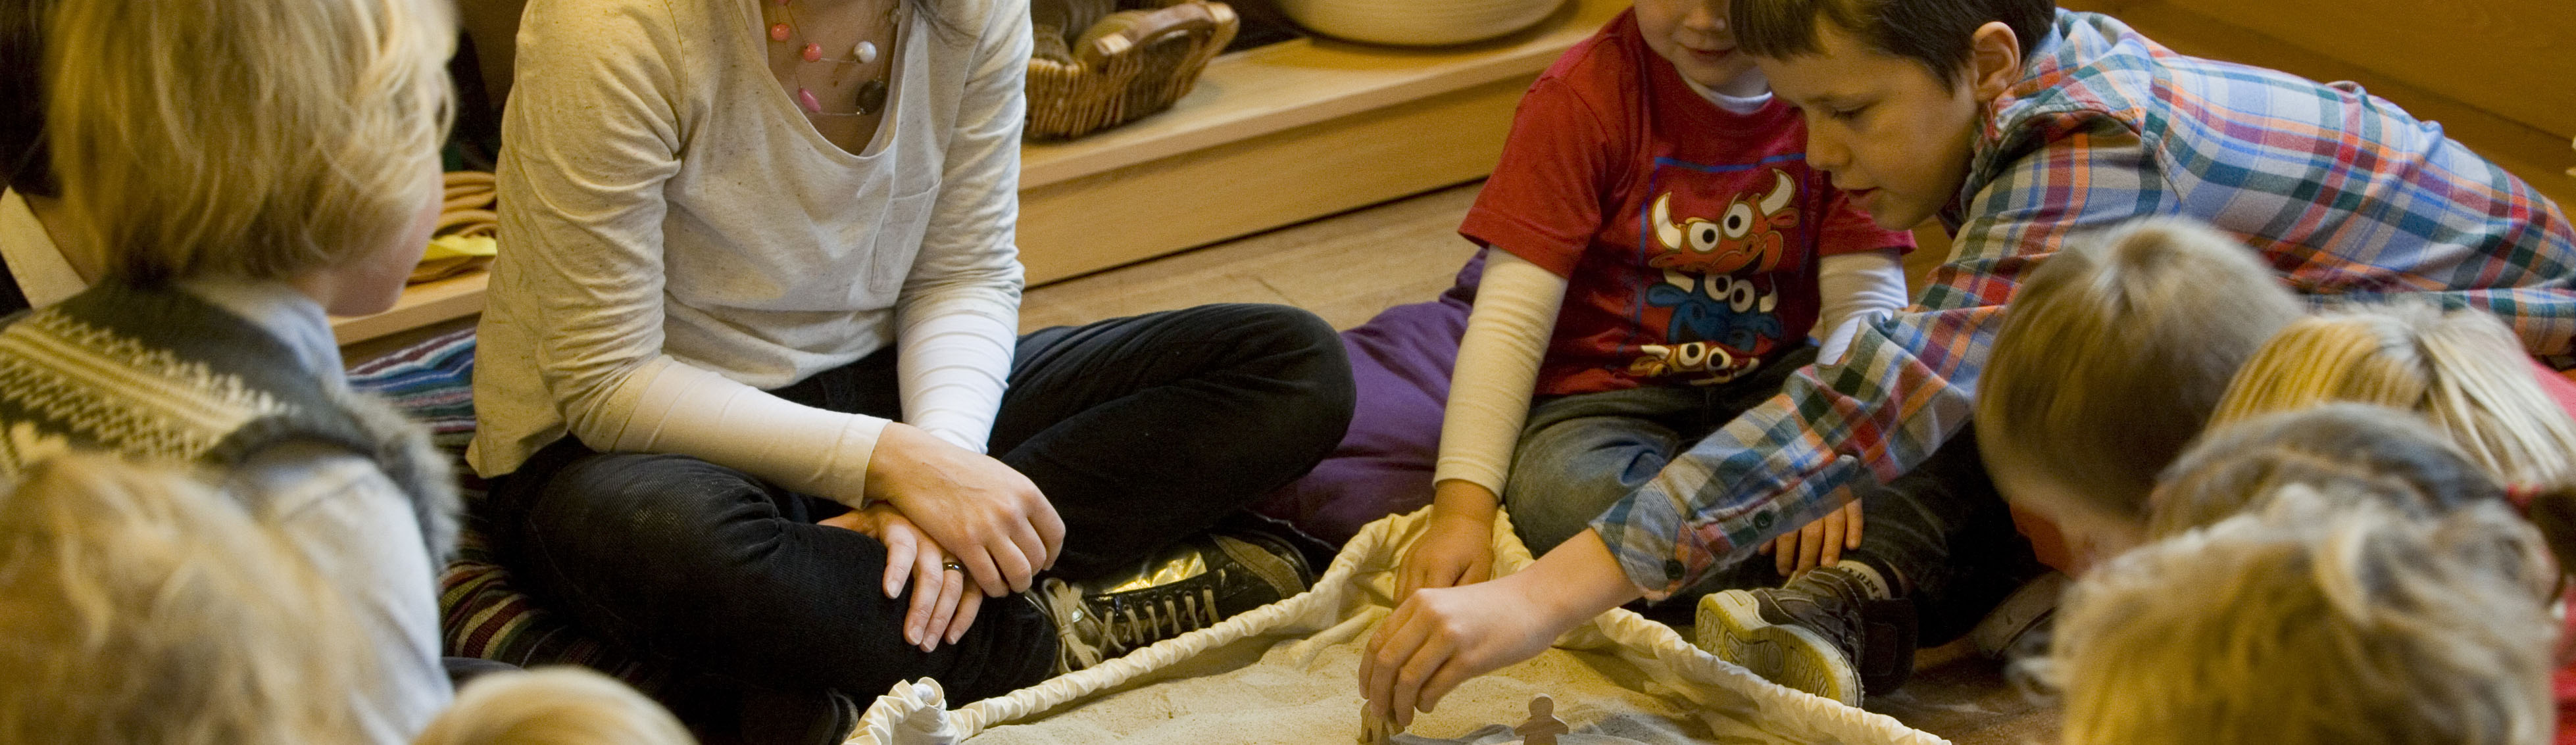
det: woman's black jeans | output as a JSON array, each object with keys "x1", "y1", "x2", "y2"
[{"x1": 485, "y1": 304, "x2": 1355, "y2": 704}]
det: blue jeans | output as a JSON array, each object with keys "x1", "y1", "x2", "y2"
[
  {"x1": 1504, "y1": 347, "x2": 1821, "y2": 594},
  {"x1": 1504, "y1": 347, "x2": 2042, "y2": 642},
  {"x1": 485, "y1": 304, "x2": 1355, "y2": 706}
]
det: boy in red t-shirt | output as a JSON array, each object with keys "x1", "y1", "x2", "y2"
[{"x1": 1385, "y1": 0, "x2": 2041, "y2": 706}]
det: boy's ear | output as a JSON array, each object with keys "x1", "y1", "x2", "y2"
[{"x1": 1966, "y1": 20, "x2": 2022, "y2": 102}]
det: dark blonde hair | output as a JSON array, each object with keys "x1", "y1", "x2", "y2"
[
  {"x1": 2050, "y1": 491, "x2": 2554, "y2": 745},
  {"x1": 43, "y1": 0, "x2": 454, "y2": 285},
  {"x1": 416, "y1": 668, "x2": 695, "y2": 745},
  {"x1": 0, "y1": 452, "x2": 372, "y2": 743},
  {"x1": 1975, "y1": 216, "x2": 2303, "y2": 525},
  {"x1": 2150, "y1": 403, "x2": 2505, "y2": 539},
  {"x1": 2212, "y1": 300, "x2": 2576, "y2": 490}
]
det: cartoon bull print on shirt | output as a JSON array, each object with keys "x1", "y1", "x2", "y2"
[
  {"x1": 1631, "y1": 168, "x2": 1800, "y2": 385},
  {"x1": 1645, "y1": 168, "x2": 1800, "y2": 276}
]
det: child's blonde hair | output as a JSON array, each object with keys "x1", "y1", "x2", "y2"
[
  {"x1": 0, "y1": 452, "x2": 374, "y2": 744},
  {"x1": 43, "y1": 0, "x2": 454, "y2": 284},
  {"x1": 416, "y1": 668, "x2": 696, "y2": 745},
  {"x1": 1975, "y1": 216, "x2": 2303, "y2": 525},
  {"x1": 2211, "y1": 300, "x2": 2576, "y2": 490},
  {"x1": 2150, "y1": 403, "x2": 2505, "y2": 538},
  {"x1": 2049, "y1": 490, "x2": 2556, "y2": 745}
]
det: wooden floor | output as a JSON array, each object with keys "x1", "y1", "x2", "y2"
[{"x1": 1024, "y1": 181, "x2": 2058, "y2": 744}]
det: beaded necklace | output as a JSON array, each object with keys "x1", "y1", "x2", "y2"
[{"x1": 764, "y1": 0, "x2": 897, "y2": 116}]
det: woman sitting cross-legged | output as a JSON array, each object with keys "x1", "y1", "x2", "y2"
[{"x1": 467, "y1": 0, "x2": 1356, "y2": 741}]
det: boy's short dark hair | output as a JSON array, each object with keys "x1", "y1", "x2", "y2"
[
  {"x1": 1, "y1": 0, "x2": 54, "y2": 197},
  {"x1": 1731, "y1": 0, "x2": 2056, "y2": 86}
]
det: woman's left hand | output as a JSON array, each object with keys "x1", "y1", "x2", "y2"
[{"x1": 822, "y1": 504, "x2": 986, "y2": 652}]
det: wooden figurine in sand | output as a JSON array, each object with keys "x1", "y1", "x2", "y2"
[
  {"x1": 1358, "y1": 709, "x2": 1397, "y2": 745},
  {"x1": 1515, "y1": 695, "x2": 1570, "y2": 745}
]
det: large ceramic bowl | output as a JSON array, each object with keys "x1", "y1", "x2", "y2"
[{"x1": 1276, "y1": 0, "x2": 1566, "y2": 47}]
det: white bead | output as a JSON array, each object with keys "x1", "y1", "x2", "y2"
[{"x1": 855, "y1": 41, "x2": 879, "y2": 64}]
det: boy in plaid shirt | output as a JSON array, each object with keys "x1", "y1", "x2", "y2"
[{"x1": 1362, "y1": 0, "x2": 2576, "y2": 718}]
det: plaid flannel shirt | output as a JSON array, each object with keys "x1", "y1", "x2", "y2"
[{"x1": 1591, "y1": 9, "x2": 2576, "y2": 598}]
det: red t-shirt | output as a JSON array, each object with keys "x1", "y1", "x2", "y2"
[
  {"x1": 1458, "y1": 10, "x2": 1912, "y2": 396},
  {"x1": 2556, "y1": 605, "x2": 2576, "y2": 745},
  {"x1": 2527, "y1": 359, "x2": 2576, "y2": 744}
]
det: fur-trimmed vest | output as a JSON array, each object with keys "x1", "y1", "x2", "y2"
[{"x1": 0, "y1": 281, "x2": 457, "y2": 559}]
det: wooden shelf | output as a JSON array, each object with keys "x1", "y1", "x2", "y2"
[
  {"x1": 1022, "y1": 0, "x2": 1620, "y2": 189},
  {"x1": 330, "y1": 270, "x2": 488, "y2": 346},
  {"x1": 1016, "y1": 0, "x2": 1623, "y2": 283}
]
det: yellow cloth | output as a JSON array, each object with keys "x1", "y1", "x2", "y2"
[{"x1": 424, "y1": 233, "x2": 498, "y2": 261}]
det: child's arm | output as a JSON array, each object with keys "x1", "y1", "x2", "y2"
[
  {"x1": 1812, "y1": 249, "x2": 1908, "y2": 366},
  {"x1": 1402, "y1": 251, "x2": 1566, "y2": 601},
  {"x1": 1760, "y1": 247, "x2": 1906, "y2": 575},
  {"x1": 1414, "y1": 61, "x2": 1619, "y2": 596}
]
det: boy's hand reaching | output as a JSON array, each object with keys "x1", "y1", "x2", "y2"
[{"x1": 1761, "y1": 500, "x2": 1863, "y2": 577}]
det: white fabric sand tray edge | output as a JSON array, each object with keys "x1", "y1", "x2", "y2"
[{"x1": 845, "y1": 507, "x2": 1950, "y2": 745}]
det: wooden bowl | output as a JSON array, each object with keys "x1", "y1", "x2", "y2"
[{"x1": 1274, "y1": 0, "x2": 1563, "y2": 46}]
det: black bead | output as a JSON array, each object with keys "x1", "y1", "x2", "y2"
[{"x1": 855, "y1": 79, "x2": 889, "y2": 116}]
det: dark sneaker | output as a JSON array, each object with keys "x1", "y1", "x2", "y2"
[
  {"x1": 1695, "y1": 564, "x2": 1917, "y2": 704},
  {"x1": 1969, "y1": 570, "x2": 2067, "y2": 661},
  {"x1": 1031, "y1": 529, "x2": 1317, "y2": 673}
]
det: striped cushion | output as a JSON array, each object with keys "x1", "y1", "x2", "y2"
[{"x1": 347, "y1": 328, "x2": 666, "y2": 693}]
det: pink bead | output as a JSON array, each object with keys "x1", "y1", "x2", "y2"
[
  {"x1": 769, "y1": 22, "x2": 791, "y2": 41},
  {"x1": 797, "y1": 87, "x2": 822, "y2": 112},
  {"x1": 801, "y1": 43, "x2": 822, "y2": 62}
]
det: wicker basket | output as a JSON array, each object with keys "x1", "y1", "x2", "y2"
[{"x1": 1027, "y1": 0, "x2": 1237, "y2": 140}]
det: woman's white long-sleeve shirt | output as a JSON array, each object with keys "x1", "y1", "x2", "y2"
[{"x1": 468, "y1": 0, "x2": 1032, "y2": 506}]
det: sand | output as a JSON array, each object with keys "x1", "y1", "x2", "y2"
[{"x1": 968, "y1": 611, "x2": 1708, "y2": 745}]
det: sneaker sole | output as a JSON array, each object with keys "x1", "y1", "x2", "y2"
[{"x1": 1695, "y1": 590, "x2": 1864, "y2": 706}]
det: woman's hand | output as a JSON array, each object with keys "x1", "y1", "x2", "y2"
[
  {"x1": 820, "y1": 504, "x2": 985, "y2": 651},
  {"x1": 864, "y1": 423, "x2": 1065, "y2": 598}
]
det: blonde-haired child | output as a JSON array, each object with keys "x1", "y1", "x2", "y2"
[
  {"x1": 2150, "y1": 403, "x2": 2506, "y2": 539},
  {"x1": 1974, "y1": 216, "x2": 2304, "y2": 560},
  {"x1": 0, "y1": 0, "x2": 463, "y2": 738},
  {"x1": 2210, "y1": 300, "x2": 2576, "y2": 491},
  {"x1": 0, "y1": 454, "x2": 691, "y2": 745},
  {"x1": 2157, "y1": 404, "x2": 2576, "y2": 744},
  {"x1": 2050, "y1": 488, "x2": 2556, "y2": 745},
  {"x1": 0, "y1": 452, "x2": 377, "y2": 744},
  {"x1": 416, "y1": 668, "x2": 696, "y2": 745}
]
